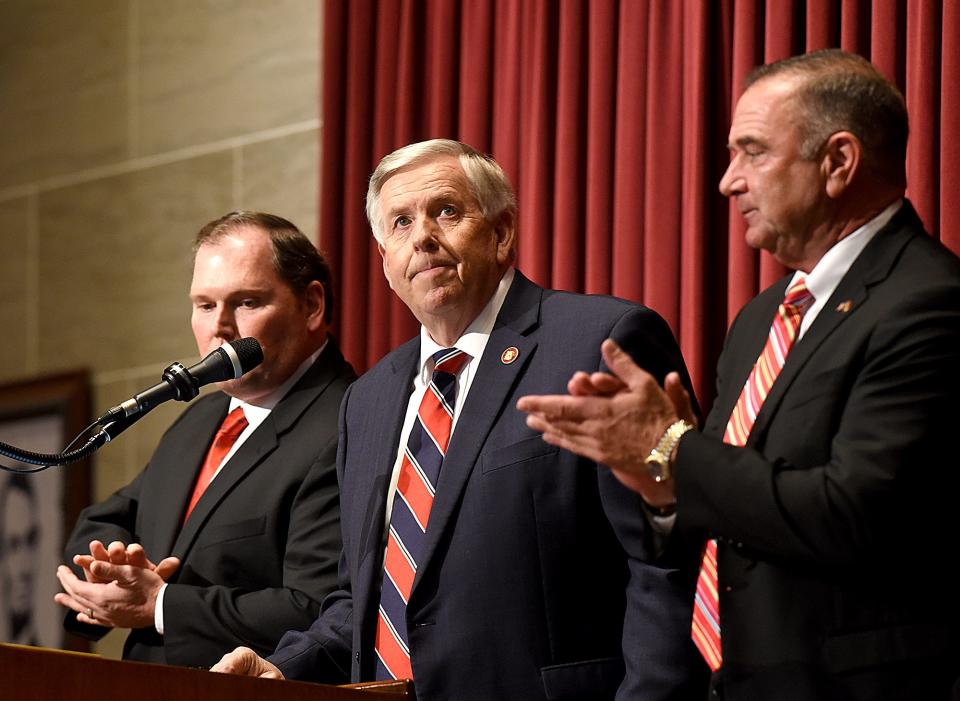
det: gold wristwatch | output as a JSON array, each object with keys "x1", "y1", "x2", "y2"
[{"x1": 644, "y1": 420, "x2": 695, "y2": 483}]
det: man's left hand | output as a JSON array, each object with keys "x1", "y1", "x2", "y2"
[{"x1": 54, "y1": 554, "x2": 180, "y2": 629}]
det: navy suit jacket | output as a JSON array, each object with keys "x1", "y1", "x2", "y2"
[
  {"x1": 64, "y1": 341, "x2": 355, "y2": 668},
  {"x1": 269, "y1": 272, "x2": 708, "y2": 701},
  {"x1": 674, "y1": 202, "x2": 960, "y2": 700}
]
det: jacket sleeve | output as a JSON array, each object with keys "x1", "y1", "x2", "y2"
[
  {"x1": 602, "y1": 307, "x2": 710, "y2": 700},
  {"x1": 61, "y1": 469, "x2": 145, "y2": 640},
  {"x1": 267, "y1": 381, "x2": 357, "y2": 683}
]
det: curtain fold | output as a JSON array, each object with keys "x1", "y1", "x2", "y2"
[{"x1": 320, "y1": 0, "x2": 954, "y2": 410}]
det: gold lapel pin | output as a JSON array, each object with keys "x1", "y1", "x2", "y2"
[
  {"x1": 835, "y1": 300, "x2": 853, "y2": 313},
  {"x1": 501, "y1": 346, "x2": 519, "y2": 364}
]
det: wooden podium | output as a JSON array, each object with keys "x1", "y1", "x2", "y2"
[{"x1": 0, "y1": 644, "x2": 412, "y2": 700}]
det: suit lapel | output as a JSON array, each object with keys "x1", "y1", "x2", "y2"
[
  {"x1": 712, "y1": 282, "x2": 788, "y2": 433},
  {"x1": 172, "y1": 416, "x2": 279, "y2": 558},
  {"x1": 149, "y1": 395, "x2": 227, "y2": 557},
  {"x1": 412, "y1": 272, "x2": 542, "y2": 594},
  {"x1": 172, "y1": 345, "x2": 348, "y2": 559},
  {"x1": 353, "y1": 341, "x2": 419, "y2": 644},
  {"x1": 745, "y1": 204, "x2": 921, "y2": 443}
]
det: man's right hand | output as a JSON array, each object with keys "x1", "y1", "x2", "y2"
[
  {"x1": 73, "y1": 540, "x2": 179, "y2": 583},
  {"x1": 210, "y1": 647, "x2": 284, "y2": 679}
]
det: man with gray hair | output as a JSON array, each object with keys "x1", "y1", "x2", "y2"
[
  {"x1": 520, "y1": 50, "x2": 960, "y2": 700},
  {"x1": 213, "y1": 139, "x2": 708, "y2": 699}
]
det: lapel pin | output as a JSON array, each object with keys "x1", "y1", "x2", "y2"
[
  {"x1": 835, "y1": 300, "x2": 853, "y2": 313},
  {"x1": 500, "y1": 346, "x2": 519, "y2": 364}
]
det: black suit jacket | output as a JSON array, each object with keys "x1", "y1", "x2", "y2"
[
  {"x1": 64, "y1": 341, "x2": 355, "y2": 668},
  {"x1": 674, "y1": 202, "x2": 960, "y2": 700},
  {"x1": 268, "y1": 272, "x2": 709, "y2": 701}
]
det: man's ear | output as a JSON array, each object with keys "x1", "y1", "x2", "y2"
[
  {"x1": 378, "y1": 242, "x2": 394, "y2": 290},
  {"x1": 822, "y1": 131, "x2": 862, "y2": 199},
  {"x1": 493, "y1": 211, "x2": 517, "y2": 265},
  {"x1": 303, "y1": 280, "x2": 326, "y2": 332}
]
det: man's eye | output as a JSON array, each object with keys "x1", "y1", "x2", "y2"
[
  {"x1": 195, "y1": 302, "x2": 215, "y2": 311},
  {"x1": 439, "y1": 205, "x2": 457, "y2": 216},
  {"x1": 394, "y1": 216, "x2": 412, "y2": 228},
  {"x1": 240, "y1": 299, "x2": 259, "y2": 308}
]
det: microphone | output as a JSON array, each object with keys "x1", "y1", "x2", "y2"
[{"x1": 98, "y1": 338, "x2": 263, "y2": 425}]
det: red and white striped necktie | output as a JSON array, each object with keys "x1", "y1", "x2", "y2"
[
  {"x1": 375, "y1": 348, "x2": 470, "y2": 680},
  {"x1": 692, "y1": 277, "x2": 814, "y2": 671}
]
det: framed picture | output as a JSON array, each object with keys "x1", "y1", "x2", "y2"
[{"x1": 0, "y1": 371, "x2": 91, "y2": 651}]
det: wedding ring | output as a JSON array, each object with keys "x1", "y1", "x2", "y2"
[{"x1": 87, "y1": 608, "x2": 95, "y2": 619}]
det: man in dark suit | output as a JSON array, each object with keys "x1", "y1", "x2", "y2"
[
  {"x1": 55, "y1": 211, "x2": 355, "y2": 668},
  {"x1": 212, "y1": 140, "x2": 707, "y2": 699},
  {"x1": 520, "y1": 50, "x2": 960, "y2": 700}
]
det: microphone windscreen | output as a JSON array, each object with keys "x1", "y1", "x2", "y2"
[{"x1": 230, "y1": 337, "x2": 264, "y2": 373}]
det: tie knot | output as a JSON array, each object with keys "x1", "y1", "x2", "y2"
[
  {"x1": 783, "y1": 277, "x2": 814, "y2": 311},
  {"x1": 431, "y1": 348, "x2": 470, "y2": 377},
  {"x1": 218, "y1": 407, "x2": 248, "y2": 439}
]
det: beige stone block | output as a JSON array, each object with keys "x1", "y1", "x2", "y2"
[
  {"x1": 91, "y1": 377, "x2": 136, "y2": 501},
  {"x1": 97, "y1": 365, "x2": 216, "y2": 490},
  {"x1": 129, "y1": 370, "x2": 194, "y2": 478},
  {"x1": 240, "y1": 129, "x2": 318, "y2": 239},
  {"x1": 0, "y1": 199, "x2": 30, "y2": 381},
  {"x1": 137, "y1": 0, "x2": 319, "y2": 156},
  {"x1": 36, "y1": 154, "x2": 233, "y2": 376},
  {"x1": 0, "y1": 0, "x2": 128, "y2": 188}
]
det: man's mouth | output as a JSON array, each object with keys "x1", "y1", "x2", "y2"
[{"x1": 412, "y1": 262, "x2": 454, "y2": 279}]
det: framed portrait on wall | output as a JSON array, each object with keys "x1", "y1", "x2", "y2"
[{"x1": 0, "y1": 371, "x2": 91, "y2": 651}]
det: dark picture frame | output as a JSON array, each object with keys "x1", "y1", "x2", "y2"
[{"x1": 0, "y1": 371, "x2": 91, "y2": 652}]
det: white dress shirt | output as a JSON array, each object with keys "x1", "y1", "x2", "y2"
[{"x1": 381, "y1": 267, "x2": 515, "y2": 541}]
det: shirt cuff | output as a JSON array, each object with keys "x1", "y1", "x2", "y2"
[{"x1": 154, "y1": 583, "x2": 167, "y2": 635}]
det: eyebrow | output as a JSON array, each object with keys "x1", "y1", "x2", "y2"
[
  {"x1": 728, "y1": 136, "x2": 765, "y2": 150},
  {"x1": 190, "y1": 288, "x2": 273, "y2": 301},
  {"x1": 385, "y1": 190, "x2": 466, "y2": 219}
]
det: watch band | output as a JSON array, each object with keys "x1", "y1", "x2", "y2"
[{"x1": 645, "y1": 419, "x2": 695, "y2": 483}]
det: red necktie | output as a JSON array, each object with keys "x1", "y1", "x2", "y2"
[
  {"x1": 184, "y1": 407, "x2": 248, "y2": 523},
  {"x1": 692, "y1": 277, "x2": 814, "y2": 671},
  {"x1": 375, "y1": 348, "x2": 469, "y2": 680}
]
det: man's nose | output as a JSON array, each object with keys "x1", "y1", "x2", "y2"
[
  {"x1": 718, "y1": 157, "x2": 744, "y2": 197},
  {"x1": 212, "y1": 306, "x2": 239, "y2": 340},
  {"x1": 411, "y1": 218, "x2": 441, "y2": 251}
]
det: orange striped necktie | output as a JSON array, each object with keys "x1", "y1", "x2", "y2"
[{"x1": 691, "y1": 277, "x2": 814, "y2": 671}]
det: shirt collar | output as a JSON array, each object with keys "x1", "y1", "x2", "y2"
[
  {"x1": 418, "y1": 267, "x2": 515, "y2": 377},
  {"x1": 229, "y1": 339, "x2": 327, "y2": 415},
  {"x1": 793, "y1": 199, "x2": 902, "y2": 301}
]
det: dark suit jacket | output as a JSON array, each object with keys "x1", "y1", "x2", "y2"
[
  {"x1": 674, "y1": 202, "x2": 960, "y2": 700},
  {"x1": 64, "y1": 341, "x2": 355, "y2": 668},
  {"x1": 268, "y1": 272, "x2": 708, "y2": 701}
]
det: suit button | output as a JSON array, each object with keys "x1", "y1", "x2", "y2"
[
  {"x1": 724, "y1": 585, "x2": 732, "y2": 592},
  {"x1": 355, "y1": 652, "x2": 360, "y2": 663}
]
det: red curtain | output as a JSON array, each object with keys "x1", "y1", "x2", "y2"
[{"x1": 319, "y1": 0, "x2": 956, "y2": 410}]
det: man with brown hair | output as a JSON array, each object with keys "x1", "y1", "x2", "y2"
[{"x1": 56, "y1": 212, "x2": 354, "y2": 668}]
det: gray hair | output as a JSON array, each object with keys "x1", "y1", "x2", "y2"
[
  {"x1": 747, "y1": 49, "x2": 908, "y2": 188},
  {"x1": 365, "y1": 139, "x2": 517, "y2": 243}
]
